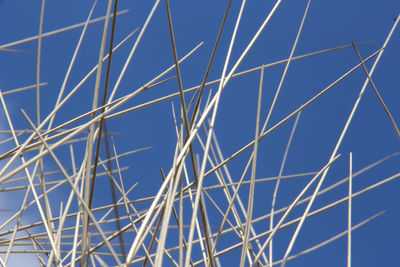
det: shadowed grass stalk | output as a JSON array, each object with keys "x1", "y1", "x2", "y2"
[
  {"x1": 82, "y1": 1, "x2": 114, "y2": 265},
  {"x1": 184, "y1": 0, "x2": 248, "y2": 262},
  {"x1": 351, "y1": 39, "x2": 400, "y2": 139}
]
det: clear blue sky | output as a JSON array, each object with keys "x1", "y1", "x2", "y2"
[{"x1": 0, "y1": 0, "x2": 399, "y2": 266}]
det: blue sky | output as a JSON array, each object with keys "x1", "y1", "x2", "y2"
[{"x1": 0, "y1": 0, "x2": 399, "y2": 266}]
